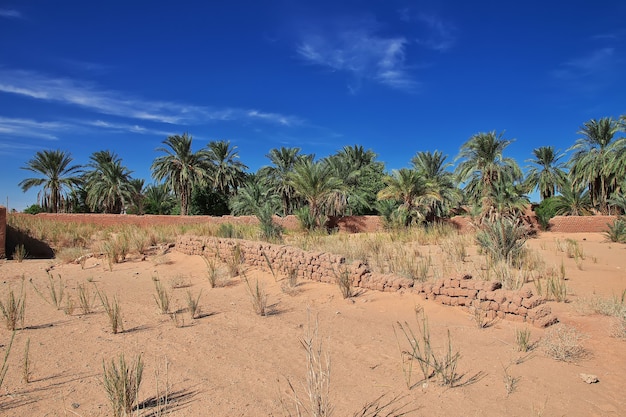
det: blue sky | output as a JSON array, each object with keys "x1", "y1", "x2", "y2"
[{"x1": 1, "y1": 0, "x2": 625, "y2": 210}]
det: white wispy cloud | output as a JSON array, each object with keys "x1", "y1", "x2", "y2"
[
  {"x1": 0, "y1": 8, "x2": 22, "y2": 19},
  {"x1": 84, "y1": 120, "x2": 178, "y2": 137},
  {"x1": 552, "y1": 47, "x2": 616, "y2": 80},
  {"x1": 296, "y1": 22, "x2": 417, "y2": 92},
  {"x1": 415, "y1": 14, "x2": 456, "y2": 52},
  {"x1": 0, "y1": 69, "x2": 303, "y2": 126},
  {"x1": 0, "y1": 116, "x2": 69, "y2": 140}
]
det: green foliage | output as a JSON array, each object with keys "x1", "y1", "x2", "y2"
[
  {"x1": 605, "y1": 217, "x2": 626, "y2": 243},
  {"x1": 152, "y1": 134, "x2": 210, "y2": 216},
  {"x1": 83, "y1": 150, "x2": 134, "y2": 214},
  {"x1": 144, "y1": 183, "x2": 176, "y2": 214},
  {"x1": 476, "y1": 217, "x2": 528, "y2": 265},
  {"x1": 534, "y1": 197, "x2": 558, "y2": 230},
  {"x1": 294, "y1": 206, "x2": 317, "y2": 231},
  {"x1": 23, "y1": 204, "x2": 45, "y2": 215},
  {"x1": 190, "y1": 186, "x2": 230, "y2": 215},
  {"x1": 19, "y1": 149, "x2": 83, "y2": 213},
  {"x1": 217, "y1": 223, "x2": 243, "y2": 239}
]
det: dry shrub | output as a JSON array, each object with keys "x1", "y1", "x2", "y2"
[
  {"x1": 97, "y1": 289, "x2": 124, "y2": 334},
  {"x1": 12, "y1": 244, "x2": 27, "y2": 262},
  {"x1": 153, "y1": 280, "x2": 170, "y2": 314},
  {"x1": 281, "y1": 312, "x2": 331, "y2": 417},
  {"x1": 334, "y1": 268, "x2": 353, "y2": 299},
  {"x1": 541, "y1": 324, "x2": 588, "y2": 362},
  {"x1": 186, "y1": 289, "x2": 202, "y2": 319},
  {"x1": 244, "y1": 276, "x2": 268, "y2": 316},
  {"x1": 102, "y1": 353, "x2": 144, "y2": 417},
  {"x1": 55, "y1": 246, "x2": 85, "y2": 264},
  {"x1": 0, "y1": 283, "x2": 26, "y2": 331}
]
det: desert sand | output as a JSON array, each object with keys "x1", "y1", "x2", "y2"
[{"x1": 0, "y1": 231, "x2": 625, "y2": 417}]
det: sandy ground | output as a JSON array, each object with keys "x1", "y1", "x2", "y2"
[{"x1": 0, "y1": 232, "x2": 625, "y2": 417}]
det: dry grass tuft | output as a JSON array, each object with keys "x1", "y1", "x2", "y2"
[
  {"x1": 153, "y1": 280, "x2": 171, "y2": 314},
  {"x1": 97, "y1": 289, "x2": 124, "y2": 334},
  {"x1": 244, "y1": 276, "x2": 269, "y2": 316},
  {"x1": 0, "y1": 282, "x2": 26, "y2": 331},
  {"x1": 102, "y1": 353, "x2": 144, "y2": 417},
  {"x1": 541, "y1": 324, "x2": 588, "y2": 362}
]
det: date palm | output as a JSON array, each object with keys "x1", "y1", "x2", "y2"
[
  {"x1": 569, "y1": 117, "x2": 623, "y2": 213},
  {"x1": 144, "y1": 183, "x2": 176, "y2": 215},
  {"x1": 258, "y1": 147, "x2": 308, "y2": 215},
  {"x1": 411, "y1": 150, "x2": 461, "y2": 220},
  {"x1": 205, "y1": 140, "x2": 248, "y2": 197},
  {"x1": 84, "y1": 150, "x2": 134, "y2": 213},
  {"x1": 455, "y1": 131, "x2": 522, "y2": 216},
  {"x1": 377, "y1": 168, "x2": 439, "y2": 224},
  {"x1": 19, "y1": 149, "x2": 83, "y2": 213},
  {"x1": 552, "y1": 179, "x2": 593, "y2": 216},
  {"x1": 525, "y1": 146, "x2": 567, "y2": 201},
  {"x1": 152, "y1": 133, "x2": 209, "y2": 216},
  {"x1": 287, "y1": 159, "x2": 345, "y2": 227}
]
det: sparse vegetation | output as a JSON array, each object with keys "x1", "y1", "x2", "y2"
[
  {"x1": 244, "y1": 276, "x2": 269, "y2": 316},
  {"x1": 97, "y1": 289, "x2": 124, "y2": 334},
  {"x1": 153, "y1": 280, "x2": 171, "y2": 314},
  {"x1": 77, "y1": 283, "x2": 94, "y2": 314},
  {"x1": 0, "y1": 331, "x2": 15, "y2": 390},
  {"x1": 541, "y1": 324, "x2": 587, "y2": 362},
  {"x1": 202, "y1": 254, "x2": 221, "y2": 288},
  {"x1": 476, "y1": 217, "x2": 528, "y2": 265},
  {"x1": 102, "y1": 353, "x2": 144, "y2": 417},
  {"x1": 334, "y1": 267, "x2": 353, "y2": 299},
  {"x1": 23, "y1": 337, "x2": 32, "y2": 383},
  {"x1": 186, "y1": 289, "x2": 202, "y2": 319},
  {"x1": 12, "y1": 243, "x2": 27, "y2": 262},
  {"x1": 605, "y1": 217, "x2": 626, "y2": 243},
  {"x1": 515, "y1": 327, "x2": 533, "y2": 352},
  {"x1": 0, "y1": 283, "x2": 26, "y2": 331},
  {"x1": 502, "y1": 363, "x2": 519, "y2": 396}
]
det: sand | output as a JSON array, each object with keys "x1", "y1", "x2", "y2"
[{"x1": 0, "y1": 231, "x2": 625, "y2": 416}]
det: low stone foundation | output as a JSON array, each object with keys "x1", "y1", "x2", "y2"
[{"x1": 176, "y1": 235, "x2": 557, "y2": 327}]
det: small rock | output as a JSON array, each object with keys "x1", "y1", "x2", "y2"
[
  {"x1": 71, "y1": 403, "x2": 80, "y2": 409},
  {"x1": 580, "y1": 373, "x2": 599, "y2": 384}
]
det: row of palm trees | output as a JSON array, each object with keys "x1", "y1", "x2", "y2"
[{"x1": 19, "y1": 116, "x2": 626, "y2": 225}]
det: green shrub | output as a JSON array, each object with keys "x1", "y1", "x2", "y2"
[
  {"x1": 294, "y1": 206, "x2": 317, "y2": 231},
  {"x1": 605, "y1": 217, "x2": 626, "y2": 243},
  {"x1": 476, "y1": 217, "x2": 528, "y2": 265},
  {"x1": 534, "y1": 197, "x2": 557, "y2": 231}
]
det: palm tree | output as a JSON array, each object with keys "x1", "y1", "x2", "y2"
[
  {"x1": 128, "y1": 178, "x2": 146, "y2": 214},
  {"x1": 552, "y1": 179, "x2": 594, "y2": 216},
  {"x1": 151, "y1": 134, "x2": 209, "y2": 216},
  {"x1": 144, "y1": 183, "x2": 176, "y2": 215},
  {"x1": 569, "y1": 117, "x2": 623, "y2": 213},
  {"x1": 84, "y1": 150, "x2": 134, "y2": 213},
  {"x1": 258, "y1": 147, "x2": 308, "y2": 215},
  {"x1": 455, "y1": 131, "x2": 522, "y2": 216},
  {"x1": 287, "y1": 159, "x2": 345, "y2": 227},
  {"x1": 525, "y1": 146, "x2": 567, "y2": 201},
  {"x1": 411, "y1": 150, "x2": 461, "y2": 220},
  {"x1": 377, "y1": 168, "x2": 438, "y2": 224},
  {"x1": 205, "y1": 140, "x2": 248, "y2": 197},
  {"x1": 329, "y1": 145, "x2": 384, "y2": 215},
  {"x1": 482, "y1": 179, "x2": 529, "y2": 221},
  {"x1": 19, "y1": 149, "x2": 83, "y2": 213}
]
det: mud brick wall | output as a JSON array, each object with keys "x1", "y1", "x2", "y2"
[
  {"x1": 0, "y1": 206, "x2": 6, "y2": 258},
  {"x1": 176, "y1": 235, "x2": 557, "y2": 327},
  {"x1": 413, "y1": 277, "x2": 558, "y2": 327},
  {"x1": 549, "y1": 215, "x2": 618, "y2": 233}
]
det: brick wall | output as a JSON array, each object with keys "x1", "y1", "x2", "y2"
[
  {"x1": 176, "y1": 235, "x2": 557, "y2": 327},
  {"x1": 549, "y1": 215, "x2": 618, "y2": 233},
  {"x1": 0, "y1": 206, "x2": 5, "y2": 258}
]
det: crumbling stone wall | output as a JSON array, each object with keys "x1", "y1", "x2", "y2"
[
  {"x1": 0, "y1": 206, "x2": 6, "y2": 258},
  {"x1": 176, "y1": 235, "x2": 557, "y2": 327}
]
